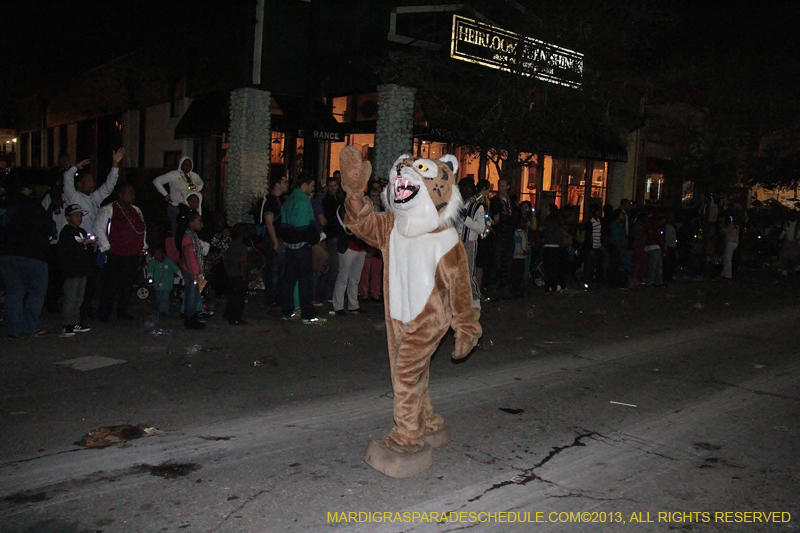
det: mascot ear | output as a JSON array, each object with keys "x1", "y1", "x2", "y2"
[{"x1": 439, "y1": 154, "x2": 459, "y2": 176}]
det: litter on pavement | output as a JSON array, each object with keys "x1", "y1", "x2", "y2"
[
  {"x1": 610, "y1": 401, "x2": 637, "y2": 408},
  {"x1": 78, "y1": 424, "x2": 144, "y2": 448}
]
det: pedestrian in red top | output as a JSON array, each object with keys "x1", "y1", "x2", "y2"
[
  {"x1": 643, "y1": 210, "x2": 665, "y2": 286},
  {"x1": 95, "y1": 183, "x2": 147, "y2": 321}
]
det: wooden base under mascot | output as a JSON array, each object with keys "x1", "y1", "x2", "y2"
[{"x1": 340, "y1": 146, "x2": 481, "y2": 477}]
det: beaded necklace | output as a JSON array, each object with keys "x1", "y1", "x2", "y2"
[
  {"x1": 114, "y1": 202, "x2": 145, "y2": 235},
  {"x1": 180, "y1": 171, "x2": 197, "y2": 191}
]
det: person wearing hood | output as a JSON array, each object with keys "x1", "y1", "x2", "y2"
[{"x1": 153, "y1": 157, "x2": 204, "y2": 236}]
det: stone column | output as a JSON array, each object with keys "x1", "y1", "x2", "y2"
[
  {"x1": 374, "y1": 84, "x2": 416, "y2": 180},
  {"x1": 227, "y1": 87, "x2": 271, "y2": 223},
  {"x1": 608, "y1": 161, "x2": 628, "y2": 208}
]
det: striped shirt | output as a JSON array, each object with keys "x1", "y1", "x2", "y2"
[{"x1": 591, "y1": 217, "x2": 602, "y2": 249}]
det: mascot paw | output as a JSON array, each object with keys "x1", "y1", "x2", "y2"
[
  {"x1": 339, "y1": 145, "x2": 372, "y2": 196},
  {"x1": 451, "y1": 336, "x2": 477, "y2": 360}
]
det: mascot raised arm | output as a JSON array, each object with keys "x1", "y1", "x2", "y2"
[{"x1": 340, "y1": 146, "x2": 481, "y2": 477}]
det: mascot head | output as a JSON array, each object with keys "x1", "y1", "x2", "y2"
[{"x1": 384, "y1": 154, "x2": 463, "y2": 238}]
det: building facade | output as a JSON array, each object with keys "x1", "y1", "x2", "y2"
[{"x1": 12, "y1": 0, "x2": 636, "y2": 225}]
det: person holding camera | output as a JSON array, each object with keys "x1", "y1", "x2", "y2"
[{"x1": 57, "y1": 204, "x2": 95, "y2": 336}]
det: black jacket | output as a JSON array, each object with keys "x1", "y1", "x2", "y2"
[
  {"x1": 0, "y1": 193, "x2": 54, "y2": 262},
  {"x1": 58, "y1": 225, "x2": 93, "y2": 278}
]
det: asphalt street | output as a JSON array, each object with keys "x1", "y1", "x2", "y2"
[{"x1": 0, "y1": 274, "x2": 798, "y2": 533}]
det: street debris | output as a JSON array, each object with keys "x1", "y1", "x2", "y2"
[
  {"x1": 499, "y1": 408, "x2": 524, "y2": 414},
  {"x1": 143, "y1": 427, "x2": 163, "y2": 436},
  {"x1": 138, "y1": 462, "x2": 202, "y2": 479},
  {"x1": 199, "y1": 436, "x2": 233, "y2": 441},
  {"x1": 143, "y1": 313, "x2": 172, "y2": 336},
  {"x1": 185, "y1": 345, "x2": 222, "y2": 355},
  {"x1": 4, "y1": 492, "x2": 49, "y2": 504},
  {"x1": 77, "y1": 424, "x2": 145, "y2": 448},
  {"x1": 752, "y1": 364, "x2": 765, "y2": 369},
  {"x1": 253, "y1": 360, "x2": 263, "y2": 367},
  {"x1": 55, "y1": 356, "x2": 127, "y2": 371},
  {"x1": 140, "y1": 345, "x2": 166, "y2": 353},
  {"x1": 610, "y1": 401, "x2": 637, "y2": 408}
]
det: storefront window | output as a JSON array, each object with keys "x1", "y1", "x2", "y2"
[
  {"x1": 332, "y1": 96, "x2": 349, "y2": 123},
  {"x1": 590, "y1": 161, "x2": 608, "y2": 208},
  {"x1": 270, "y1": 132, "x2": 285, "y2": 164},
  {"x1": 542, "y1": 156, "x2": 565, "y2": 209},
  {"x1": 645, "y1": 173, "x2": 664, "y2": 204},
  {"x1": 327, "y1": 133, "x2": 374, "y2": 179},
  {"x1": 682, "y1": 181, "x2": 695, "y2": 207},
  {"x1": 517, "y1": 153, "x2": 538, "y2": 207},
  {"x1": 455, "y1": 147, "x2": 480, "y2": 184}
]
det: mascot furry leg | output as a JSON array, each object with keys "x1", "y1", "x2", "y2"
[{"x1": 340, "y1": 146, "x2": 481, "y2": 477}]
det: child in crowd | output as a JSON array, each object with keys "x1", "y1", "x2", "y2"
[
  {"x1": 175, "y1": 202, "x2": 212, "y2": 318},
  {"x1": 225, "y1": 223, "x2": 250, "y2": 325},
  {"x1": 185, "y1": 191, "x2": 202, "y2": 214},
  {"x1": 176, "y1": 211, "x2": 206, "y2": 329},
  {"x1": 57, "y1": 204, "x2": 95, "y2": 336},
  {"x1": 508, "y1": 215, "x2": 530, "y2": 298},
  {"x1": 147, "y1": 246, "x2": 181, "y2": 317},
  {"x1": 208, "y1": 224, "x2": 232, "y2": 297}
]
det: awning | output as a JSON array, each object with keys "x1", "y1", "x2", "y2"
[
  {"x1": 271, "y1": 94, "x2": 344, "y2": 142},
  {"x1": 174, "y1": 93, "x2": 230, "y2": 139},
  {"x1": 414, "y1": 124, "x2": 628, "y2": 162}
]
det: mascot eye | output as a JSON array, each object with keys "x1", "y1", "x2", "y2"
[{"x1": 416, "y1": 163, "x2": 428, "y2": 172}]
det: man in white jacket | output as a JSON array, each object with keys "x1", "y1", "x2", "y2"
[
  {"x1": 153, "y1": 157, "x2": 204, "y2": 236},
  {"x1": 63, "y1": 148, "x2": 125, "y2": 233}
]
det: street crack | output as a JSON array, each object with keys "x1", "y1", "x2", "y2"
[{"x1": 466, "y1": 431, "x2": 599, "y2": 504}]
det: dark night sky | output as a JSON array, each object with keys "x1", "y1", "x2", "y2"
[
  {"x1": 1, "y1": 1, "x2": 798, "y2": 124},
  {"x1": 1, "y1": 1, "x2": 189, "y2": 107}
]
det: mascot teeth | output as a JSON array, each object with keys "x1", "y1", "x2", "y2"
[{"x1": 394, "y1": 177, "x2": 420, "y2": 204}]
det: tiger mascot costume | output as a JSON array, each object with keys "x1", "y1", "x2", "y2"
[{"x1": 340, "y1": 146, "x2": 481, "y2": 477}]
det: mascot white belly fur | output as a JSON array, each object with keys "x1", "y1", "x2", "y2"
[{"x1": 388, "y1": 227, "x2": 458, "y2": 323}]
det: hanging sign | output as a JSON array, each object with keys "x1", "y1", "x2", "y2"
[
  {"x1": 298, "y1": 129, "x2": 342, "y2": 142},
  {"x1": 450, "y1": 15, "x2": 583, "y2": 89}
]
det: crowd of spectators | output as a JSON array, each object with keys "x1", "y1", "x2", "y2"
[{"x1": 1, "y1": 151, "x2": 799, "y2": 340}]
